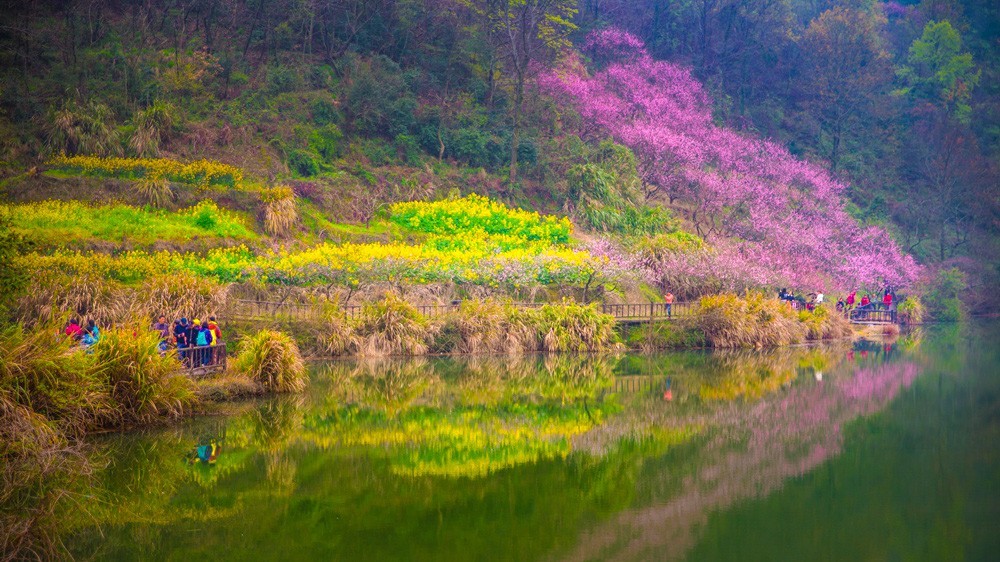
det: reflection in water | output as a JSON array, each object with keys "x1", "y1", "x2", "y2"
[
  {"x1": 562, "y1": 358, "x2": 922, "y2": 561},
  {"x1": 15, "y1": 326, "x2": 996, "y2": 561},
  {"x1": 301, "y1": 355, "x2": 619, "y2": 478}
]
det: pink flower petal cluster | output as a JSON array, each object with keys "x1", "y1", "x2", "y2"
[{"x1": 540, "y1": 29, "x2": 919, "y2": 290}]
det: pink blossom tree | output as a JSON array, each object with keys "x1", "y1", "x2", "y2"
[{"x1": 540, "y1": 29, "x2": 919, "y2": 290}]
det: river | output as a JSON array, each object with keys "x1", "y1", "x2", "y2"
[{"x1": 52, "y1": 322, "x2": 1000, "y2": 560}]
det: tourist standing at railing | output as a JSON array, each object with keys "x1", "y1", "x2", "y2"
[
  {"x1": 207, "y1": 316, "x2": 222, "y2": 364},
  {"x1": 152, "y1": 315, "x2": 170, "y2": 354},
  {"x1": 175, "y1": 318, "x2": 190, "y2": 365},
  {"x1": 846, "y1": 291, "x2": 856, "y2": 311},
  {"x1": 882, "y1": 292, "x2": 893, "y2": 311},
  {"x1": 663, "y1": 290, "x2": 674, "y2": 318}
]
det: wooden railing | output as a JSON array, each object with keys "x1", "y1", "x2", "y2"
[
  {"x1": 176, "y1": 343, "x2": 227, "y2": 377},
  {"x1": 849, "y1": 308, "x2": 897, "y2": 324},
  {"x1": 231, "y1": 299, "x2": 691, "y2": 323},
  {"x1": 599, "y1": 301, "x2": 693, "y2": 320}
]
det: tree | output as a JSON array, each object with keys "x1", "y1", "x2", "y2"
[
  {"x1": 900, "y1": 116, "x2": 988, "y2": 262},
  {"x1": 898, "y1": 20, "x2": 981, "y2": 122},
  {"x1": 540, "y1": 28, "x2": 919, "y2": 290},
  {"x1": 469, "y1": 0, "x2": 577, "y2": 186},
  {"x1": 798, "y1": 7, "x2": 892, "y2": 173}
]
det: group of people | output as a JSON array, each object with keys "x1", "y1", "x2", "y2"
[
  {"x1": 836, "y1": 283, "x2": 896, "y2": 314},
  {"x1": 63, "y1": 318, "x2": 101, "y2": 347},
  {"x1": 778, "y1": 288, "x2": 824, "y2": 311},
  {"x1": 151, "y1": 315, "x2": 223, "y2": 367}
]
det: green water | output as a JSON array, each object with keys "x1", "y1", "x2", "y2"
[{"x1": 56, "y1": 323, "x2": 1000, "y2": 561}]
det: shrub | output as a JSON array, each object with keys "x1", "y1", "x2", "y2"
[
  {"x1": 309, "y1": 124, "x2": 343, "y2": 160},
  {"x1": 529, "y1": 302, "x2": 621, "y2": 353},
  {"x1": 897, "y1": 297, "x2": 925, "y2": 324},
  {"x1": 129, "y1": 101, "x2": 176, "y2": 157},
  {"x1": 232, "y1": 329, "x2": 306, "y2": 392},
  {"x1": 922, "y1": 268, "x2": 966, "y2": 322},
  {"x1": 317, "y1": 305, "x2": 354, "y2": 356},
  {"x1": 345, "y1": 55, "x2": 416, "y2": 138},
  {"x1": 44, "y1": 99, "x2": 119, "y2": 156},
  {"x1": 287, "y1": 149, "x2": 320, "y2": 177},
  {"x1": 798, "y1": 306, "x2": 852, "y2": 340}
]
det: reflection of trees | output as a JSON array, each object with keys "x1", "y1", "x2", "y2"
[
  {"x1": 295, "y1": 355, "x2": 619, "y2": 478},
  {"x1": 559, "y1": 359, "x2": 922, "y2": 562},
  {"x1": 340, "y1": 359, "x2": 440, "y2": 417}
]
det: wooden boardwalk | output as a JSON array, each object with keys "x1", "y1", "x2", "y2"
[
  {"x1": 847, "y1": 309, "x2": 897, "y2": 325},
  {"x1": 230, "y1": 299, "x2": 898, "y2": 326},
  {"x1": 231, "y1": 299, "x2": 694, "y2": 324},
  {"x1": 175, "y1": 343, "x2": 228, "y2": 377}
]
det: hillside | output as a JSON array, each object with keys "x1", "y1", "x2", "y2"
[{"x1": 1, "y1": 0, "x2": 997, "y2": 320}]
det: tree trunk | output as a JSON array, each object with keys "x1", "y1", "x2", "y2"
[{"x1": 510, "y1": 74, "x2": 523, "y2": 187}]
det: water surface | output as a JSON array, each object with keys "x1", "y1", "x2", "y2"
[{"x1": 60, "y1": 323, "x2": 1000, "y2": 561}]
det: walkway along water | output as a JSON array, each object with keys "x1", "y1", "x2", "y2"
[
  {"x1": 231, "y1": 298, "x2": 898, "y2": 325},
  {"x1": 176, "y1": 343, "x2": 228, "y2": 377},
  {"x1": 231, "y1": 299, "x2": 698, "y2": 324}
]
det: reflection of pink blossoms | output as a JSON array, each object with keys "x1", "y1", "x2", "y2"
[{"x1": 540, "y1": 29, "x2": 919, "y2": 290}]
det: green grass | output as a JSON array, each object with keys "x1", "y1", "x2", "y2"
[{"x1": 3, "y1": 199, "x2": 258, "y2": 246}]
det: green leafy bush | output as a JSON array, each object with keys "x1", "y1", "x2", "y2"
[{"x1": 922, "y1": 268, "x2": 966, "y2": 322}]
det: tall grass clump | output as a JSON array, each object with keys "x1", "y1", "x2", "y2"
[
  {"x1": 798, "y1": 306, "x2": 853, "y2": 340},
  {"x1": 529, "y1": 301, "x2": 621, "y2": 353},
  {"x1": 436, "y1": 300, "x2": 538, "y2": 354},
  {"x1": 351, "y1": 293, "x2": 432, "y2": 356},
  {"x1": 89, "y1": 326, "x2": 196, "y2": 426},
  {"x1": 260, "y1": 186, "x2": 298, "y2": 237},
  {"x1": 232, "y1": 329, "x2": 306, "y2": 392},
  {"x1": 0, "y1": 324, "x2": 109, "y2": 434},
  {"x1": 135, "y1": 177, "x2": 173, "y2": 207},
  {"x1": 695, "y1": 293, "x2": 806, "y2": 348},
  {"x1": 316, "y1": 304, "x2": 354, "y2": 356}
]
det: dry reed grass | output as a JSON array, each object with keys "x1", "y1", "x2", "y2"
[
  {"x1": 695, "y1": 293, "x2": 806, "y2": 348},
  {"x1": 351, "y1": 293, "x2": 433, "y2": 356},
  {"x1": 135, "y1": 177, "x2": 173, "y2": 207},
  {"x1": 88, "y1": 325, "x2": 196, "y2": 426},
  {"x1": 261, "y1": 187, "x2": 298, "y2": 237},
  {"x1": 232, "y1": 329, "x2": 306, "y2": 392},
  {"x1": 16, "y1": 272, "x2": 230, "y2": 329}
]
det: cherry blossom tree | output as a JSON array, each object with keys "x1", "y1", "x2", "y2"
[{"x1": 540, "y1": 29, "x2": 919, "y2": 290}]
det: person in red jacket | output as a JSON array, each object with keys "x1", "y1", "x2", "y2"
[
  {"x1": 64, "y1": 318, "x2": 83, "y2": 341},
  {"x1": 882, "y1": 292, "x2": 893, "y2": 311}
]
